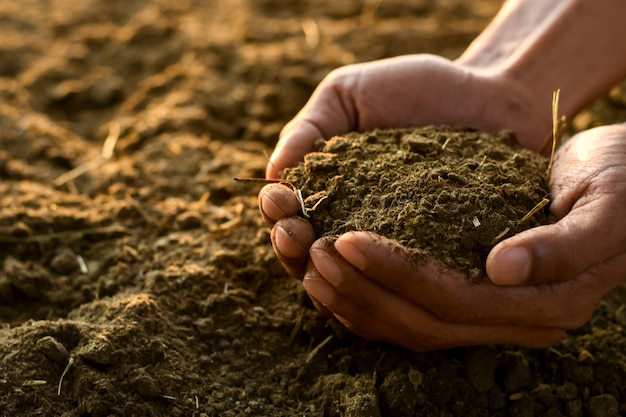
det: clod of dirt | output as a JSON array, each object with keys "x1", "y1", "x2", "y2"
[
  {"x1": 35, "y1": 335, "x2": 70, "y2": 364},
  {"x1": 283, "y1": 126, "x2": 550, "y2": 279}
]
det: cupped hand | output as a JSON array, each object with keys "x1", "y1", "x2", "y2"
[
  {"x1": 487, "y1": 123, "x2": 626, "y2": 286},
  {"x1": 266, "y1": 54, "x2": 552, "y2": 179},
  {"x1": 303, "y1": 233, "x2": 566, "y2": 350},
  {"x1": 258, "y1": 55, "x2": 626, "y2": 349},
  {"x1": 299, "y1": 124, "x2": 626, "y2": 350},
  {"x1": 261, "y1": 54, "x2": 553, "y2": 281}
]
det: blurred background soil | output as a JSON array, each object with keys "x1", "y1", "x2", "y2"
[{"x1": 1, "y1": 0, "x2": 626, "y2": 416}]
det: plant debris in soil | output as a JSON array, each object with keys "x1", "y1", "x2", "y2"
[
  {"x1": 283, "y1": 126, "x2": 550, "y2": 280},
  {"x1": 2, "y1": 1, "x2": 626, "y2": 416}
]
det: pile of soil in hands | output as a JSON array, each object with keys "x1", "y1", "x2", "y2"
[
  {"x1": 283, "y1": 126, "x2": 549, "y2": 279},
  {"x1": 2, "y1": 0, "x2": 626, "y2": 416}
]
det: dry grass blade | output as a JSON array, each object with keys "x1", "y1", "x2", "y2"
[
  {"x1": 57, "y1": 356, "x2": 74, "y2": 396},
  {"x1": 22, "y1": 380, "x2": 47, "y2": 387},
  {"x1": 517, "y1": 197, "x2": 550, "y2": 226},
  {"x1": 494, "y1": 195, "x2": 550, "y2": 243},
  {"x1": 233, "y1": 177, "x2": 283, "y2": 184},
  {"x1": 546, "y1": 89, "x2": 560, "y2": 182},
  {"x1": 53, "y1": 122, "x2": 120, "y2": 187},
  {"x1": 305, "y1": 335, "x2": 333, "y2": 363}
]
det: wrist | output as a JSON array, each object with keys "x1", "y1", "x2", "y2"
[
  {"x1": 456, "y1": 0, "x2": 626, "y2": 146},
  {"x1": 452, "y1": 58, "x2": 553, "y2": 152}
]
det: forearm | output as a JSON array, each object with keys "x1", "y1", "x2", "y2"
[{"x1": 457, "y1": 0, "x2": 626, "y2": 120}]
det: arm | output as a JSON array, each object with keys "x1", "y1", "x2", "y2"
[
  {"x1": 266, "y1": 0, "x2": 626, "y2": 178},
  {"x1": 457, "y1": 0, "x2": 626, "y2": 131}
]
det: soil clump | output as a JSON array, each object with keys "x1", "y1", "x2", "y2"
[
  {"x1": 284, "y1": 126, "x2": 549, "y2": 279},
  {"x1": 2, "y1": 1, "x2": 626, "y2": 416}
]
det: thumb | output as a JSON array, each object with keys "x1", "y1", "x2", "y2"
[
  {"x1": 488, "y1": 126, "x2": 626, "y2": 286},
  {"x1": 486, "y1": 197, "x2": 622, "y2": 285},
  {"x1": 266, "y1": 69, "x2": 358, "y2": 179},
  {"x1": 266, "y1": 119, "x2": 324, "y2": 179}
]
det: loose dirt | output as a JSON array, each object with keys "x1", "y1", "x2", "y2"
[
  {"x1": 283, "y1": 127, "x2": 549, "y2": 280},
  {"x1": 1, "y1": 1, "x2": 626, "y2": 416}
]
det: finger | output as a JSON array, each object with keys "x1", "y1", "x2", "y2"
[
  {"x1": 258, "y1": 183, "x2": 301, "y2": 224},
  {"x1": 304, "y1": 248, "x2": 564, "y2": 350},
  {"x1": 303, "y1": 270, "x2": 401, "y2": 344},
  {"x1": 333, "y1": 231, "x2": 618, "y2": 330},
  {"x1": 266, "y1": 120, "x2": 323, "y2": 179},
  {"x1": 488, "y1": 184, "x2": 626, "y2": 286},
  {"x1": 270, "y1": 217, "x2": 316, "y2": 280},
  {"x1": 487, "y1": 207, "x2": 619, "y2": 286},
  {"x1": 308, "y1": 295, "x2": 335, "y2": 320},
  {"x1": 302, "y1": 257, "x2": 337, "y2": 320},
  {"x1": 266, "y1": 70, "x2": 357, "y2": 178},
  {"x1": 331, "y1": 232, "x2": 472, "y2": 318},
  {"x1": 488, "y1": 127, "x2": 626, "y2": 286},
  {"x1": 306, "y1": 237, "x2": 447, "y2": 346}
]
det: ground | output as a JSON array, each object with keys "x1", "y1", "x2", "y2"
[{"x1": 1, "y1": 0, "x2": 626, "y2": 416}]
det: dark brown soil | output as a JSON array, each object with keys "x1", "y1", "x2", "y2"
[
  {"x1": 1, "y1": 1, "x2": 626, "y2": 416},
  {"x1": 283, "y1": 127, "x2": 549, "y2": 280}
]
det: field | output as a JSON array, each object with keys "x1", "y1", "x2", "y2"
[{"x1": 1, "y1": 0, "x2": 626, "y2": 416}]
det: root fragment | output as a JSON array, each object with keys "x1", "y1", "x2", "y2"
[
  {"x1": 305, "y1": 335, "x2": 333, "y2": 363},
  {"x1": 58, "y1": 356, "x2": 74, "y2": 395},
  {"x1": 517, "y1": 197, "x2": 550, "y2": 226}
]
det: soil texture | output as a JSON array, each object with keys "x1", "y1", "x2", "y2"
[
  {"x1": 283, "y1": 127, "x2": 549, "y2": 279},
  {"x1": 2, "y1": 1, "x2": 626, "y2": 416}
]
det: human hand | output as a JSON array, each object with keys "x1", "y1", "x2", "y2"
[
  {"x1": 487, "y1": 123, "x2": 626, "y2": 286},
  {"x1": 266, "y1": 54, "x2": 552, "y2": 179},
  {"x1": 258, "y1": 182, "x2": 331, "y2": 317},
  {"x1": 297, "y1": 124, "x2": 626, "y2": 350},
  {"x1": 261, "y1": 54, "x2": 553, "y2": 282}
]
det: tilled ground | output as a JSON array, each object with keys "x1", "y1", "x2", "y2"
[{"x1": 1, "y1": 1, "x2": 626, "y2": 416}]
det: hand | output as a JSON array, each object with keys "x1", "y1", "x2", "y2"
[
  {"x1": 259, "y1": 53, "x2": 554, "y2": 335},
  {"x1": 487, "y1": 123, "x2": 626, "y2": 286},
  {"x1": 261, "y1": 54, "x2": 553, "y2": 281},
  {"x1": 297, "y1": 124, "x2": 626, "y2": 350},
  {"x1": 266, "y1": 54, "x2": 552, "y2": 179}
]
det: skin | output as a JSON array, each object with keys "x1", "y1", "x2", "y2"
[{"x1": 259, "y1": 0, "x2": 626, "y2": 350}]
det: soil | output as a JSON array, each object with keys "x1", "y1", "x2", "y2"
[
  {"x1": 283, "y1": 127, "x2": 549, "y2": 280},
  {"x1": 1, "y1": 1, "x2": 626, "y2": 416}
]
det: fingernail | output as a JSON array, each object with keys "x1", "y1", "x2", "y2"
[
  {"x1": 274, "y1": 225, "x2": 305, "y2": 259},
  {"x1": 265, "y1": 149, "x2": 284, "y2": 178},
  {"x1": 310, "y1": 248, "x2": 342, "y2": 287},
  {"x1": 491, "y1": 246, "x2": 531, "y2": 285},
  {"x1": 303, "y1": 276, "x2": 334, "y2": 306},
  {"x1": 267, "y1": 150, "x2": 282, "y2": 177},
  {"x1": 262, "y1": 194, "x2": 287, "y2": 220},
  {"x1": 335, "y1": 237, "x2": 367, "y2": 271}
]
